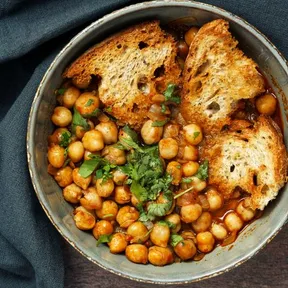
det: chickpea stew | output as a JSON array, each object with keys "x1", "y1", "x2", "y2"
[{"x1": 47, "y1": 23, "x2": 284, "y2": 266}]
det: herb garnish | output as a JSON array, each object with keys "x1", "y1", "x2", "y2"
[
  {"x1": 152, "y1": 119, "x2": 169, "y2": 127},
  {"x1": 59, "y1": 131, "x2": 71, "y2": 147},
  {"x1": 164, "y1": 84, "x2": 181, "y2": 104},
  {"x1": 194, "y1": 160, "x2": 209, "y2": 180},
  {"x1": 84, "y1": 99, "x2": 94, "y2": 107},
  {"x1": 96, "y1": 234, "x2": 112, "y2": 246},
  {"x1": 72, "y1": 107, "x2": 89, "y2": 133},
  {"x1": 57, "y1": 88, "x2": 66, "y2": 95},
  {"x1": 170, "y1": 234, "x2": 184, "y2": 247},
  {"x1": 82, "y1": 108, "x2": 101, "y2": 118},
  {"x1": 193, "y1": 131, "x2": 200, "y2": 139}
]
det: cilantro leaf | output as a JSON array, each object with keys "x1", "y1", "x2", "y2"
[
  {"x1": 170, "y1": 234, "x2": 184, "y2": 247},
  {"x1": 79, "y1": 156, "x2": 102, "y2": 178},
  {"x1": 84, "y1": 99, "x2": 94, "y2": 107},
  {"x1": 59, "y1": 131, "x2": 71, "y2": 147},
  {"x1": 164, "y1": 84, "x2": 181, "y2": 104},
  {"x1": 152, "y1": 119, "x2": 169, "y2": 127},
  {"x1": 147, "y1": 197, "x2": 172, "y2": 219},
  {"x1": 193, "y1": 131, "x2": 200, "y2": 139},
  {"x1": 131, "y1": 180, "x2": 148, "y2": 202},
  {"x1": 161, "y1": 104, "x2": 167, "y2": 113},
  {"x1": 82, "y1": 108, "x2": 101, "y2": 118},
  {"x1": 105, "y1": 106, "x2": 112, "y2": 112},
  {"x1": 57, "y1": 88, "x2": 66, "y2": 95},
  {"x1": 122, "y1": 125, "x2": 139, "y2": 143},
  {"x1": 72, "y1": 107, "x2": 89, "y2": 133},
  {"x1": 181, "y1": 177, "x2": 193, "y2": 183},
  {"x1": 96, "y1": 234, "x2": 112, "y2": 246},
  {"x1": 194, "y1": 160, "x2": 209, "y2": 180},
  {"x1": 157, "y1": 220, "x2": 176, "y2": 229}
]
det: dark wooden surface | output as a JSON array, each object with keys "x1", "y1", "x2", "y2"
[{"x1": 63, "y1": 223, "x2": 288, "y2": 288}]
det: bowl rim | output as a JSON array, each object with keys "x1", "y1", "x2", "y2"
[{"x1": 26, "y1": 0, "x2": 288, "y2": 284}]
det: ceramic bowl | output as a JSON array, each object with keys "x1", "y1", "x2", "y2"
[{"x1": 27, "y1": 0, "x2": 288, "y2": 284}]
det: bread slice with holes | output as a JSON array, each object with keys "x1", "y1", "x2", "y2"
[
  {"x1": 63, "y1": 21, "x2": 181, "y2": 129},
  {"x1": 200, "y1": 116, "x2": 287, "y2": 210},
  {"x1": 180, "y1": 19, "x2": 265, "y2": 134}
]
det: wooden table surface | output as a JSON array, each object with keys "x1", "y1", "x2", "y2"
[{"x1": 63, "y1": 223, "x2": 287, "y2": 288}]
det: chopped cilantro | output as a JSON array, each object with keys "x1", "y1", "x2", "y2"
[
  {"x1": 170, "y1": 234, "x2": 184, "y2": 247},
  {"x1": 82, "y1": 108, "x2": 101, "y2": 118},
  {"x1": 62, "y1": 158, "x2": 71, "y2": 168},
  {"x1": 163, "y1": 84, "x2": 181, "y2": 104},
  {"x1": 194, "y1": 160, "x2": 209, "y2": 180},
  {"x1": 96, "y1": 234, "x2": 112, "y2": 246},
  {"x1": 84, "y1": 99, "x2": 94, "y2": 107},
  {"x1": 59, "y1": 131, "x2": 71, "y2": 147},
  {"x1": 57, "y1": 88, "x2": 66, "y2": 95},
  {"x1": 105, "y1": 106, "x2": 112, "y2": 113},
  {"x1": 152, "y1": 119, "x2": 169, "y2": 127},
  {"x1": 161, "y1": 104, "x2": 167, "y2": 113},
  {"x1": 72, "y1": 107, "x2": 89, "y2": 133},
  {"x1": 181, "y1": 177, "x2": 193, "y2": 183},
  {"x1": 193, "y1": 131, "x2": 200, "y2": 139},
  {"x1": 102, "y1": 214, "x2": 114, "y2": 219},
  {"x1": 158, "y1": 220, "x2": 176, "y2": 229}
]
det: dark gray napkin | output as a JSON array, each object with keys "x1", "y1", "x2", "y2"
[{"x1": 0, "y1": 1, "x2": 287, "y2": 288}]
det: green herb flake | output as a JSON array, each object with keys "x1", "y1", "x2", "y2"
[
  {"x1": 163, "y1": 84, "x2": 181, "y2": 104},
  {"x1": 84, "y1": 99, "x2": 94, "y2": 107},
  {"x1": 62, "y1": 158, "x2": 71, "y2": 168},
  {"x1": 102, "y1": 214, "x2": 114, "y2": 219},
  {"x1": 157, "y1": 220, "x2": 176, "y2": 229},
  {"x1": 105, "y1": 106, "x2": 112, "y2": 113},
  {"x1": 194, "y1": 160, "x2": 209, "y2": 180},
  {"x1": 161, "y1": 104, "x2": 167, "y2": 113},
  {"x1": 193, "y1": 131, "x2": 200, "y2": 139},
  {"x1": 170, "y1": 234, "x2": 184, "y2": 247},
  {"x1": 57, "y1": 88, "x2": 66, "y2": 95},
  {"x1": 181, "y1": 177, "x2": 193, "y2": 183},
  {"x1": 151, "y1": 119, "x2": 169, "y2": 127},
  {"x1": 82, "y1": 108, "x2": 101, "y2": 118},
  {"x1": 64, "y1": 147, "x2": 68, "y2": 158},
  {"x1": 59, "y1": 131, "x2": 71, "y2": 147},
  {"x1": 96, "y1": 169, "x2": 103, "y2": 179},
  {"x1": 122, "y1": 125, "x2": 139, "y2": 143},
  {"x1": 72, "y1": 107, "x2": 89, "y2": 133},
  {"x1": 96, "y1": 234, "x2": 112, "y2": 246},
  {"x1": 79, "y1": 156, "x2": 103, "y2": 178}
]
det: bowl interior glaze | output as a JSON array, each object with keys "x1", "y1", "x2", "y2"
[{"x1": 27, "y1": 1, "x2": 288, "y2": 284}]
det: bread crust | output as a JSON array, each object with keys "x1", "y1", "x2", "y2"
[
  {"x1": 63, "y1": 21, "x2": 181, "y2": 129},
  {"x1": 180, "y1": 19, "x2": 265, "y2": 134},
  {"x1": 200, "y1": 116, "x2": 288, "y2": 210}
]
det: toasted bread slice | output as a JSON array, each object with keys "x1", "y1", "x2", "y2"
[
  {"x1": 180, "y1": 19, "x2": 265, "y2": 133},
  {"x1": 200, "y1": 116, "x2": 287, "y2": 210},
  {"x1": 63, "y1": 21, "x2": 181, "y2": 129}
]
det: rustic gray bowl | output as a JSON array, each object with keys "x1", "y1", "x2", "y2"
[{"x1": 27, "y1": 0, "x2": 288, "y2": 284}]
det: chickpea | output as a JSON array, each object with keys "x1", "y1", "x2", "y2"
[
  {"x1": 236, "y1": 200, "x2": 256, "y2": 222},
  {"x1": 163, "y1": 123, "x2": 180, "y2": 139},
  {"x1": 148, "y1": 246, "x2": 174, "y2": 266},
  {"x1": 192, "y1": 212, "x2": 212, "y2": 233},
  {"x1": 72, "y1": 168, "x2": 91, "y2": 190},
  {"x1": 75, "y1": 120, "x2": 94, "y2": 140},
  {"x1": 51, "y1": 106, "x2": 72, "y2": 127},
  {"x1": 96, "y1": 200, "x2": 118, "y2": 221},
  {"x1": 116, "y1": 206, "x2": 139, "y2": 228},
  {"x1": 54, "y1": 166, "x2": 73, "y2": 187},
  {"x1": 96, "y1": 178, "x2": 114, "y2": 198},
  {"x1": 95, "y1": 121, "x2": 118, "y2": 144},
  {"x1": 256, "y1": 93, "x2": 277, "y2": 115},
  {"x1": 166, "y1": 161, "x2": 182, "y2": 185},
  {"x1": 67, "y1": 141, "x2": 84, "y2": 163},
  {"x1": 92, "y1": 220, "x2": 114, "y2": 239},
  {"x1": 182, "y1": 161, "x2": 199, "y2": 177},
  {"x1": 125, "y1": 244, "x2": 148, "y2": 264},
  {"x1": 80, "y1": 187, "x2": 102, "y2": 210},
  {"x1": 150, "y1": 222, "x2": 170, "y2": 247},
  {"x1": 184, "y1": 26, "x2": 199, "y2": 46},
  {"x1": 127, "y1": 221, "x2": 149, "y2": 244},
  {"x1": 108, "y1": 233, "x2": 128, "y2": 254},
  {"x1": 101, "y1": 146, "x2": 126, "y2": 165},
  {"x1": 48, "y1": 144, "x2": 66, "y2": 168},
  {"x1": 182, "y1": 145, "x2": 198, "y2": 161},
  {"x1": 48, "y1": 128, "x2": 69, "y2": 145},
  {"x1": 73, "y1": 206, "x2": 96, "y2": 230},
  {"x1": 210, "y1": 223, "x2": 227, "y2": 240},
  {"x1": 190, "y1": 176, "x2": 207, "y2": 192},
  {"x1": 174, "y1": 239, "x2": 197, "y2": 260},
  {"x1": 114, "y1": 186, "x2": 131, "y2": 204},
  {"x1": 82, "y1": 130, "x2": 104, "y2": 152},
  {"x1": 196, "y1": 231, "x2": 215, "y2": 253},
  {"x1": 177, "y1": 40, "x2": 189, "y2": 59},
  {"x1": 141, "y1": 120, "x2": 163, "y2": 145},
  {"x1": 74, "y1": 92, "x2": 100, "y2": 116},
  {"x1": 183, "y1": 124, "x2": 203, "y2": 145},
  {"x1": 206, "y1": 188, "x2": 223, "y2": 211},
  {"x1": 63, "y1": 183, "x2": 82, "y2": 204},
  {"x1": 181, "y1": 203, "x2": 202, "y2": 223},
  {"x1": 159, "y1": 138, "x2": 179, "y2": 160},
  {"x1": 62, "y1": 86, "x2": 81, "y2": 108},
  {"x1": 165, "y1": 214, "x2": 181, "y2": 233},
  {"x1": 224, "y1": 212, "x2": 244, "y2": 232},
  {"x1": 131, "y1": 194, "x2": 140, "y2": 207},
  {"x1": 112, "y1": 169, "x2": 127, "y2": 185}
]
